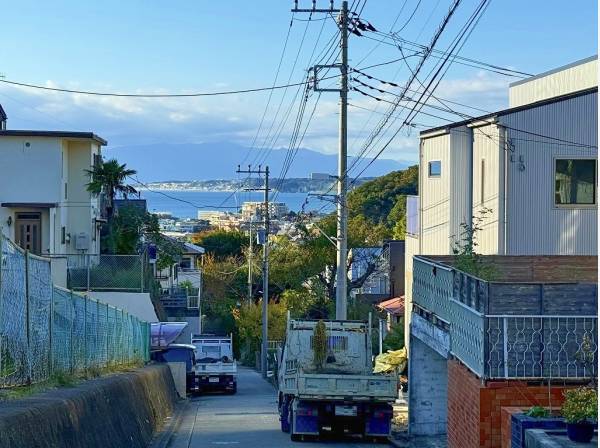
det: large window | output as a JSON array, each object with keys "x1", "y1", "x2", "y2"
[
  {"x1": 428, "y1": 160, "x2": 441, "y2": 177},
  {"x1": 555, "y1": 159, "x2": 596, "y2": 205}
]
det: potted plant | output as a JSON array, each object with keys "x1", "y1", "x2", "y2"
[{"x1": 561, "y1": 387, "x2": 597, "y2": 443}]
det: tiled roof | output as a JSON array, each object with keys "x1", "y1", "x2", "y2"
[{"x1": 376, "y1": 296, "x2": 405, "y2": 315}]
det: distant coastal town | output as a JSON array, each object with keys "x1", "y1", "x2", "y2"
[{"x1": 143, "y1": 176, "x2": 372, "y2": 193}]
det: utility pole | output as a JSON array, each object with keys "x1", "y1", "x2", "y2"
[
  {"x1": 293, "y1": 0, "x2": 349, "y2": 319},
  {"x1": 237, "y1": 165, "x2": 270, "y2": 378},
  {"x1": 247, "y1": 216, "x2": 253, "y2": 303}
]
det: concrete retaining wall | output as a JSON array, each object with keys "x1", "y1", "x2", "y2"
[{"x1": 0, "y1": 364, "x2": 178, "y2": 448}]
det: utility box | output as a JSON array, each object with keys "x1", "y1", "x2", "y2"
[{"x1": 75, "y1": 232, "x2": 90, "y2": 250}]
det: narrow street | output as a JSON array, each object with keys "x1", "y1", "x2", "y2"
[{"x1": 155, "y1": 367, "x2": 385, "y2": 448}]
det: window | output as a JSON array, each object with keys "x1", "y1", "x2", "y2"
[
  {"x1": 428, "y1": 160, "x2": 441, "y2": 177},
  {"x1": 555, "y1": 159, "x2": 596, "y2": 205}
]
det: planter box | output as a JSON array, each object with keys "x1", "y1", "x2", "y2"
[{"x1": 511, "y1": 413, "x2": 565, "y2": 448}]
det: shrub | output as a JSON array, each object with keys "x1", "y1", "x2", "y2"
[{"x1": 561, "y1": 387, "x2": 598, "y2": 423}]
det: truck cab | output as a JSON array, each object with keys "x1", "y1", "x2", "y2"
[{"x1": 190, "y1": 334, "x2": 237, "y2": 394}]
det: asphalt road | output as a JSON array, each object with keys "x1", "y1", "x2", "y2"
[{"x1": 155, "y1": 367, "x2": 386, "y2": 448}]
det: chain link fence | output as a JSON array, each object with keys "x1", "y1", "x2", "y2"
[
  {"x1": 0, "y1": 234, "x2": 150, "y2": 388},
  {"x1": 64, "y1": 253, "x2": 147, "y2": 292}
]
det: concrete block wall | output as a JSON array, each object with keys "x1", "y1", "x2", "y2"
[
  {"x1": 409, "y1": 336, "x2": 448, "y2": 436},
  {"x1": 0, "y1": 364, "x2": 178, "y2": 448}
]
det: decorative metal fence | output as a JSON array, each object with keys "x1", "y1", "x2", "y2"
[
  {"x1": 487, "y1": 315, "x2": 598, "y2": 379},
  {"x1": 0, "y1": 235, "x2": 150, "y2": 388}
]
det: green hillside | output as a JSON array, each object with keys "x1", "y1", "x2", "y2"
[{"x1": 347, "y1": 164, "x2": 418, "y2": 240}]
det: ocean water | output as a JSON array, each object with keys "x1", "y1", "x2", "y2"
[{"x1": 140, "y1": 190, "x2": 333, "y2": 219}]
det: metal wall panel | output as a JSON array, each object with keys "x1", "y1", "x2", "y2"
[
  {"x1": 501, "y1": 91, "x2": 597, "y2": 255},
  {"x1": 420, "y1": 133, "x2": 452, "y2": 254},
  {"x1": 449, "y1": 126, "x2": 473, "y2": 249},
  {"x1": 472, "y1": 124, "x2": 502, "y2": 254},
  {"x1": 509, "y1": 57, "x2": 597, "y2": 107}
]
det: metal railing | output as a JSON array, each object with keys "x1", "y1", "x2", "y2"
[
  {"x1": 0, "y1": 235, "x2": 150, "y2": 387},
  {"x1": 57, "y1": 253, "x2": 147, "y2": 292},
  {"x1": 412, "y1": 257, "x2": 598, "y2": 380},
  {"x1": 487, "y1": 315, "x2": 597, "y2": 379}
]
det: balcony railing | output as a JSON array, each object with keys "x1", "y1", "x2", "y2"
[{"x1": 412, "y1": 256, "x2": 598, "y2": 379}]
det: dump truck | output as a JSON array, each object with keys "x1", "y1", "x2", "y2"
[
  {"x1": 190, "y1": 334, "x2": 237, "y2": 394},
  {"x1": 277, "y1": 318, "x2": 397, "y2": 441}
]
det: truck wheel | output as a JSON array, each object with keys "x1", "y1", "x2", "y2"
[{"x1": 290, "y1": 433, "x2": 302, "y2": 442}]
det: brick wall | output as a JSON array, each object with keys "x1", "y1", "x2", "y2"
[
  {"x1": 447, "y1": 358, "x2": 575, "y2": 448},
  {"x1": 448, "y1": 359, "x2": 481, "y2": 448},
  {"x1": 500, "y1": 407, "x2": 526, "y2": 448}
]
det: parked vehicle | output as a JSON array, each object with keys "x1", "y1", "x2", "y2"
[
  {"x1": 278, "y1": 318, "x2": 397, "y2": 442},
  {"x1": 190, "y1": 334, "x2": 237, "y2": 394},
  {"x1": 152, "y1": 343, "x2": 197, "y2": 393}
]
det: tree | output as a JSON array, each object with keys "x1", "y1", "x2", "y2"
[
  {"x1": 452, "y1": 207, "x2": 497, "y2": 280},
  {"x1": 102, "y1": 204, "x2": 182, "y2": 264},
  {"x1": 192, "y1": 229, "x2": 246, "y2": 259},
  {"x1": 86, "y1": 158, "x2": 138, "y2": 221}
]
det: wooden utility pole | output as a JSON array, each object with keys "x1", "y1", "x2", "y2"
[
  {"x1": 236, "y1": 165, "x2": 270, "y2": 378},
  {"x1": 293, "y1": 0, "x2": 349, "y2": 319}
]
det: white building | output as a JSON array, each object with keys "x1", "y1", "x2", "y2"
[
  {"x1": 0, "y1": 129, "x2": 106, "y2": 256},
  {"x1": 240, "y1": 201, "x2": 289, "y2": 221},
  {"x1": 404, "y1": 56, "x2": 598, "y2": 347}
]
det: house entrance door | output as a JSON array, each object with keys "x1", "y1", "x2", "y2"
[{"x1": 15, "y1": 212, "x2": 42, "y2": 254}]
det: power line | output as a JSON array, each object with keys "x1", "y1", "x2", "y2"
[
  {"x1": 240, "y1": 14, "x2": 296, "y2": 166},
  {"x1": 349, "y1": 0, "x2": 494, "y2": 183}
]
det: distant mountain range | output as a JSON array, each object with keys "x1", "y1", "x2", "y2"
[{"x1": 104, "y1": 142, "x2": 412, "y2": 182}]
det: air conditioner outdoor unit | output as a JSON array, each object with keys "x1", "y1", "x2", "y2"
[{"x1": 75, "y1": 232, "x2": 90, "y2": 251}]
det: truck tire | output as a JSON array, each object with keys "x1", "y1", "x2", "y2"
[{"x1": 280, "y1": 398, "x2": 291, "y2": 433}]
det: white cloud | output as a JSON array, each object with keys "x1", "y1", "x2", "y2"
[{"x1": 0, "y1": 70, "x2": 509, "y2": 165}]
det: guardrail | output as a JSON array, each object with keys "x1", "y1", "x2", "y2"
[{"x1": 0, "y1": 235, "x2": 150, "y2": 387}]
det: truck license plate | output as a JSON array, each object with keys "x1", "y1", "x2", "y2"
[
  {"x1": 209, "y1": 377, "x2": 220, "y2": 383},
  {"x1": 335, "y1": 405, "x2": 357, "y2": 416}
]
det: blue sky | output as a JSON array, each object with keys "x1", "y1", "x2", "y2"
[{"x1": 0, "y1": 0, "x2": 596, "y2": 170}]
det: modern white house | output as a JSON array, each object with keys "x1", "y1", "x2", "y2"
[
  {"x1": 0, "y1": 128, "x2": 107, "y2": 258},
  {"x1": 404, "y1": 56, "x2": 598, "y2": 348}
]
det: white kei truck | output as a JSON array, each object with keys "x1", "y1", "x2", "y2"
[
  {"x1": 277, "y1": 319, "x2": 397, "y2": 442},
  {"x1": 190, "y1": 334, "x2": 237, "y2": 394}
]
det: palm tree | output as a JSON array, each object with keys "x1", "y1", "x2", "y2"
[{"x1": 86, "y1": 158, "x2": 138, "y2": 221}]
